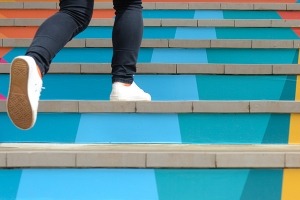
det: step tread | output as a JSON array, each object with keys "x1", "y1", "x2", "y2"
[
  {"x1": 2, "y1": 38, "x2": 300, "y2": 49},
  {"x1": 0, "y1": 143, "x2": 299, "y2": 168},
  {"x1": 1, "y1": 100, "x2": 300, "y2": 113},
  {"x1": 1, "y1": 2, "x2": 300, "y2": 10},
  {"x1": 2, "y1": 18, "x2": 300, "y2": 27},
  {"x1": 2, "y1": 63, "x2": 299, "y2": 75}
]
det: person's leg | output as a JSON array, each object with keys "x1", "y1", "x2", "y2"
[
  {"x1": 110, "y1": 0, "x2": 151, "y2": 101},
  {"x1": 111, "y1": 0, "x2": 143, "y2": 84},
  {"x1": 7, "y1": 0, "x2": 94, "y2": 130},
  {"x1": 27, "y1": 0, "x2": 94, "y2": 76}
]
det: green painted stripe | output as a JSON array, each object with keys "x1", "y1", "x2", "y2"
[
  {"x1": 241, "y1": 169, "x2": 283, "y2": 200},
  {"x1": 216, "y1": 27, "x2": 299, "y2": 39},
  {"x1": 223, "y1": 10, "x2": 281, "y2": 19},
  {"x1": 206, "y1": 49, "x2": 298, "y2": 64},
  {"x1": 196, "y1": 75, "x2": 296, "y2": 101},
  {"x1": 0, "y1": 113, "x2": 80, "y2": 143},
  {"x1": 262, "y1": 114, "x2": 290, "y2": 144},
  {"x1": 155, "y1": 169, "x2": 283, "y2": 200},
  {"x1": 178, "y1": 114, "x2": 289, "y2": 144}
]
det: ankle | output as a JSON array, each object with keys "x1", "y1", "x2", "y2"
[
  {"x1": 36, "y1": 65, "x2": 42, "y2": 79},
  {"x1": 114, "y1": 82, "x2": 132, "y2": 87}
]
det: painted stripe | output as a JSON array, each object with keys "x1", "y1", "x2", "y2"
[
  {"x1": 282, "y1": 49, "x2": 300, "y2": 200},
  {"x1": 0, "y1": 9, "x2": 114, "y2": 19},
  {"x1": 0, "y1": 94, "x2": 5, "y2": 100},
  {"x1": 175, "y1": 27, "x2": 217, "y2": 39},
  {"x1": 178, "y1": 114, "x2": 272, "y2": 144},
  {"x1": 196, "y1": 75, "x2": 293, "y2": 100},
  {"x1": 0, "y1": 170, "x2": 22, "y2": 200},
  {"x1": 194, "y1": 10, "x2": 223, "y2": 19},
  {"x1": 289, "y1": 113, "x2": 300, "y2": 143},
  {"x1": 16, "y1": 169, "x2": 158, "y2": 200},
  {"x1": 151, "y1": 48, "x2": 208, "y2": 63},
  {"x1": 143, "y1": 10, "x2": 195, "y2": 19},
  {"x1": 223, "y1": 10, "x2": 281, "y2": 19},
  {"x1": 288, "y1": 51, "x2": 300, "y2": 144},
  {"x1": 240, "y1": 169, "x2": 283, "y2": 200},
  {"x1": 215, "y1": 27, "x2": 299, "y2": 39},
  {"x1": 0, "y1": 113, "x2": 80, "y2": 143},
  {"x1": 76, "y1": 113, "x2": 181, "y2": 143},
  {"x1": 288, "y1": 67, "x2": 300, "y2": 144},
  {"x1": 282, "y1": 170, "x2": 300, "y2": 200},
  {"x1": 155, "y1": 169, "x2": 249, "y2": 200}
]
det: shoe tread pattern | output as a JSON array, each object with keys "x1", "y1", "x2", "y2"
[{"x1": 7, "y1": 59, "x2": 33, "y2": 130}]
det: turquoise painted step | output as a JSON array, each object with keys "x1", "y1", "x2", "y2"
[
  {"x1": 76, "y1": 27, "x2": 299, "y2": 40},
  {"x1": 0, "y1": 113, "x2": 290, "y2": 144},
  {"x1": 2, "y1": 48, "x2": 298, "y2": 64},
  {"x1": 0, "y1": 168, "x2": 283, "y2": 200},
  {"x1": 0, "y1": 75, "x2": 296, "y2": 101},
  {"x1": 142, "y1": 10, "x2": 282, "y2": 19}
]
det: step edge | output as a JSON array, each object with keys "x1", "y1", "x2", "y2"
[
  {"x1": 1, "y1": 2, "x2": 300, "y2": 11},
  {"x1": 0, "y1": 144, "x2": 299, "y2": 168},
  {"x1": 1, "y1": 100, "x2": 300, "y2": 114},
  {"x1": 2, "y1": 19, "x2": 300, "y2": 27},
  {"x1": 2, "y1": 63, "x2": 299, "y2": 75}
]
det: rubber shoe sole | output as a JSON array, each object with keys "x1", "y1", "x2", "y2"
[{"x1": 7, "y1": 58, "x2": 34, "y2": 130}]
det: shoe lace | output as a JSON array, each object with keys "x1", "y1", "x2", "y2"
[{"x1": 34, "y1": 82, "x2": 44, "y2": 100}]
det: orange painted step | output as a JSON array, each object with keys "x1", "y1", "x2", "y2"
[
  {"x1": 0, "y1": 27, "x2": 37, "y2": 38},
  {"x1": 0, "y1": 9, "x2": 114, "y2": 19},
  {"x1": 278, "y1": 11, "x2": 300, "y2": 19}
]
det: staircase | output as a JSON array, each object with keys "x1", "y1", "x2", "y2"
[{"x1": 1, "y1": 0, "x2": 300, "y2": 199}]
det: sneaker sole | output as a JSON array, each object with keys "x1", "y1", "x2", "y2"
[{"x1": 7, "y1": 58, "x2": 33, "y2": 130}]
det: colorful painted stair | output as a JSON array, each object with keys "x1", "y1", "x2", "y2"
[{"x1": 1, "y1": 1, "x2": 300, "y2": 199}]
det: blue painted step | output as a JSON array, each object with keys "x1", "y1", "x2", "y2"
[
  {"x1": 0, "y1": 74, "x2": 296, "y2": 101},
  {"x1": 3, "y1": 48, "x2": 298, "y2": 64},
  {"x1": 142, "y1": 10, "x2": 283, "y2": 19},
  {"x1": 0, "y1": 168, "x2": 283, "y2": 200},
  {"x1": 76, "y1": 27, "x2": 299, "y2": 40},
  {"x1": 0, "y1": 113, "x2": 290, "y2": 144}
]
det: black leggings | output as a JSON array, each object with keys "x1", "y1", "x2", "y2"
[{"x1": 26, "y1": 0, "x2": 143, "y2": 84}]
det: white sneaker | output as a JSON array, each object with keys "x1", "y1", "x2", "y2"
[
  {"x1": 7, "y1": 56, "x2": 43, "y2": 130},
  {"x1": 110, "y1": 82, "x2": 151, "y2": 101}
]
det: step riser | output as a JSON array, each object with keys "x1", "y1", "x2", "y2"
[
  {"x1": 1, "y1": 27, "x2": 300, "y2": 40},
  {"x1": 1, "y1": 74, "x2": 297, "y2": 101},
  {"x1": 1, "y1": 48, "x2": 299, "y2": 64},
  {"x1": 0, "y1": 168, "x2": 293, "y2": 200},
  {"x1": 0, "y1": 112, "x2": 295, "y2": 144},
  {"x1": 2, "y1": 18, "x2": 300, "y2": 27}
]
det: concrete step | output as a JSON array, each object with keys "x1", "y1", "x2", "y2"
[
  {"x1": 1, "y1": 63, "x2": 300, "y2": 75},
  {"x1": 1, "y1": 27, "x2": 299, "y2": 40},
  {"x1": 1, "y1": 2, "x2": 300, "y2": 11},
  {"x1": 2, "y1": 18, "x2": 300, "y2": 27},
  {"x1": 2, "y1": 38, "x2": 300, "y2": 49},
  {"x1": 1, "y1": 100, "x2": 300, "y2": 114},
  {"x1": 0, "y1": 143, "x2": 299, "y2": 168}
]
